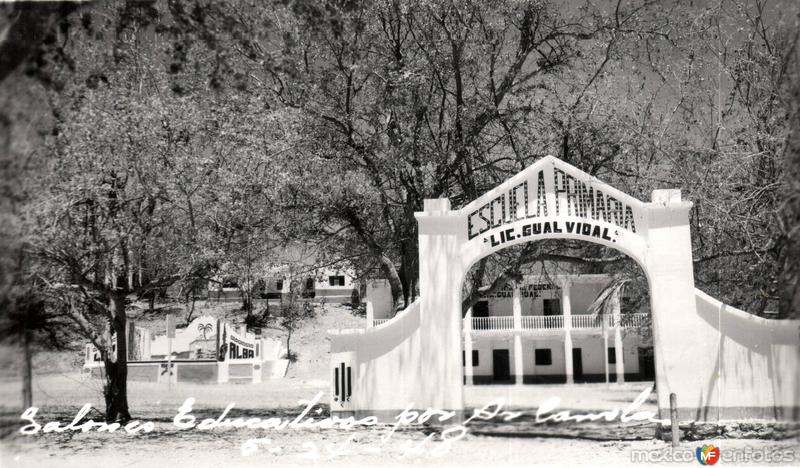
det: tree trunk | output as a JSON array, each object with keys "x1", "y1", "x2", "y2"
[
  {"x1": 185, "y1": 295, "x2": 196, "y2": 324},
  {"x1": 242, "y1": 292, "x2": 252, "y2": 317},
  {"x1": 379, "y1": 254, "x2": 404, "y2": 313},
  {"x1": 285, "y1": 329, "x2": 292, "y2": 362},
  {"x1": 103, "y1": 293, "x2": 131, "y2": 422},
  {"x1": 22, "y1": 329, "x2": 32, "y2": 409}
]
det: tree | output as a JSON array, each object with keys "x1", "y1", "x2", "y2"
[
  {"x1": 280, "y1": 279, "x2": 316, "y2": 362},
  {"x1": 0, "y1": 255, "x2": 71, "y2": 409},
  {"x1": 778, "y1": 10, "x2": 800, "y2": 319},
  {"x1": 13, "y1": 1, "x2": 270, "y2": 421},
  {"x1": 270, "y1": 0, "x2": 799, "y2": 316},
  {"x1": 263, "y1": 0, "x2": 659, "y2": 313},
  {"x1": 656, "y1": 0, "x2": 800, "y2": 315}
]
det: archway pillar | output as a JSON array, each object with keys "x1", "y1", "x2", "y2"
[
  {"x1": 416, "y1": 199, "x2": 468, "y2": 411},
  {"x1": 645, "y1": 190, "x2": 718, "y2": 419}
]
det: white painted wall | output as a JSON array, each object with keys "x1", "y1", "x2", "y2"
[
  {"x1": 330, "y1": 299, "x2": 423, "y2": 412},
  {"x1": 571, "y1": 336, "x2": 605, "y2": 374},
  {"x1": 480, "y1": 277, "x2": 613, "y2": 317},
  {"x1": 694, "y1": 289, "x2": 800, "y2": 419},
  {"x1": 467, "y1": 334, "x2": 644, "y2": 377},
  {"x1": 525, "y1": 337, "x2": 566, "y2": 375}
]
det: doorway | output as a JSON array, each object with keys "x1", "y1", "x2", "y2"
[
  {"x1": 638, "y1": 347, "x2": 655, "y2": 380},
  {"x1": 572, "y1": 348, "x2": 583, "y2": 381},
  {"x1": 492, "y1": 349, "x2": 511, "y2": 382}
]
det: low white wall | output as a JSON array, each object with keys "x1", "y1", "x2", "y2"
[
  {"x1": 330, "y1": 299, "x2": 422, "y2": 412},
  {"x1": 262, "y1": 359, "x2": 289, "y2": 379},
  {"x1": 694, "y1": 289, "x2": 800, "y2": 420},
  {"x1": 330, "y1": 288, "x2": 800, "y2": 420}
]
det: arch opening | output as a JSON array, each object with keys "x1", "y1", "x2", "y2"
[{"x1": 458, "y1": 238, "x2": 658, "y2": 413}]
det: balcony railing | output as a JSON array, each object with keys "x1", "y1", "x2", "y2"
[
  {"x1": 471, "y1": 316, "x2": 515, "y2": 330},
  {"x1": 520, "y1": 315, "x2": 563, "y2": 329},
  {"x1": 465, "y1": 313, "x2": 649, "y2": 331},
  {"x1": 571, "y1": 314, "x2": 608, "y2": 329},
  {"x1": 372, "y1": 318, "x2": 390, "y2": 327},
  {"x1": 618, "y1": 313, "x2": 649, "y2": 328}
]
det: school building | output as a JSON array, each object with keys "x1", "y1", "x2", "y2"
[{"x1": 367, "y1": 274, "x2": 655, "y2": 385}]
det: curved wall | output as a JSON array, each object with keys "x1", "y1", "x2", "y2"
[{"x1": 693, "y1": 289, "x2": 800, "y2": 420}]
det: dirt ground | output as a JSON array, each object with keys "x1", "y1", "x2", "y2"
[
  {"x1": 1, "y1": 374, "x2": 797, "y2": 467},
  {"x1": 0, "y1": 303, "x2": 797, "y2": 467},
  {"x1": 1, "y1": 418, "x2": 797, "y2": 467}
]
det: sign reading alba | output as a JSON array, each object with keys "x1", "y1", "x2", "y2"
[
  {"x1": 218, "y1": 322, "x2": 258, "y2": 361},
  {"x1": 467, "y1": 167, "x2": 637, "y2": 247}
]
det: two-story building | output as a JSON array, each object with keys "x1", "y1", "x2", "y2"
[{"x1": 366, "y1": 274, "x2": 654, "y2": 385}]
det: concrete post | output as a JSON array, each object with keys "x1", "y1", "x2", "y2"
[
  {"x1": 603, "y1": 333, "x2": 610, "y2": 384},
  {"x1": 217, "y1": 361, "x2": 229, "y2": 383},
  {"x1": 561, "y1": 281, "x2": 574, "y2": 384},
  {"x1": 366, "y1": 297, "x2": 374, "y2": 328},
  {"x1": 512, "y1": 283, "x2": 524, "y2": 384},
  {"x1": 612, "y1": 290, "x2": 625, "y2": 383},
  {"x1": 143, "y1": 328, "x2": 151, "y2": 360},
  {"x1": 464, "y1": 308, "x2": 474, "y2": 385},
  {"x1": 513, "y1": 335, "x2": 524, "y2": 385}
]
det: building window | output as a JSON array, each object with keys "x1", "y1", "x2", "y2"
[
  {"x1": 535, "y1": 348, "x2": 552, "y2": 366},
  {"x1": 329, "y1": 275, "x2": 346, "y2": 286},
  {"x1": 543, "y1": 299, "x2": 561, "y2": 316},
  {"x1": 276, "y1": 280, "x2": 283, "y2": 291},
  {"x1": 472, "y1": 301, "x2": 489, "y2": 318},
  {"x1": 608, "y1": 347, "x2": 617, "y2": 364},
  {"x1": 305, "y1": 278, "x2": 314, "y2": 290},
  {"x1": 462, "y1": 350, "x2": 479, "y2": 367}
]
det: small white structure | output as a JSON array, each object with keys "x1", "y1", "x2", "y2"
[{"x1": 330, "y1": 155, "x2": 800, "y2": 421}]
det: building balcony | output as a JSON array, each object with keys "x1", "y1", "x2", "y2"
[
  {"x1": 461, "y1": 313, "x2": 649, "y2": 333},
  {"x1": 369, "y1": 313, "x2": 649, "y2": 331},
  {"x1": 472, "y1": 316, "x2": 517, "y2": 330}
]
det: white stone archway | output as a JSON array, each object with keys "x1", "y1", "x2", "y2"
[{"x1": 329, "y1": 155, "x2": 800, "y2": 421}]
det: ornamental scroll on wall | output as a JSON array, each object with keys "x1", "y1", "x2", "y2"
[{"x1": 332, "y1": 362, "x2": 352, "y2": 407}]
